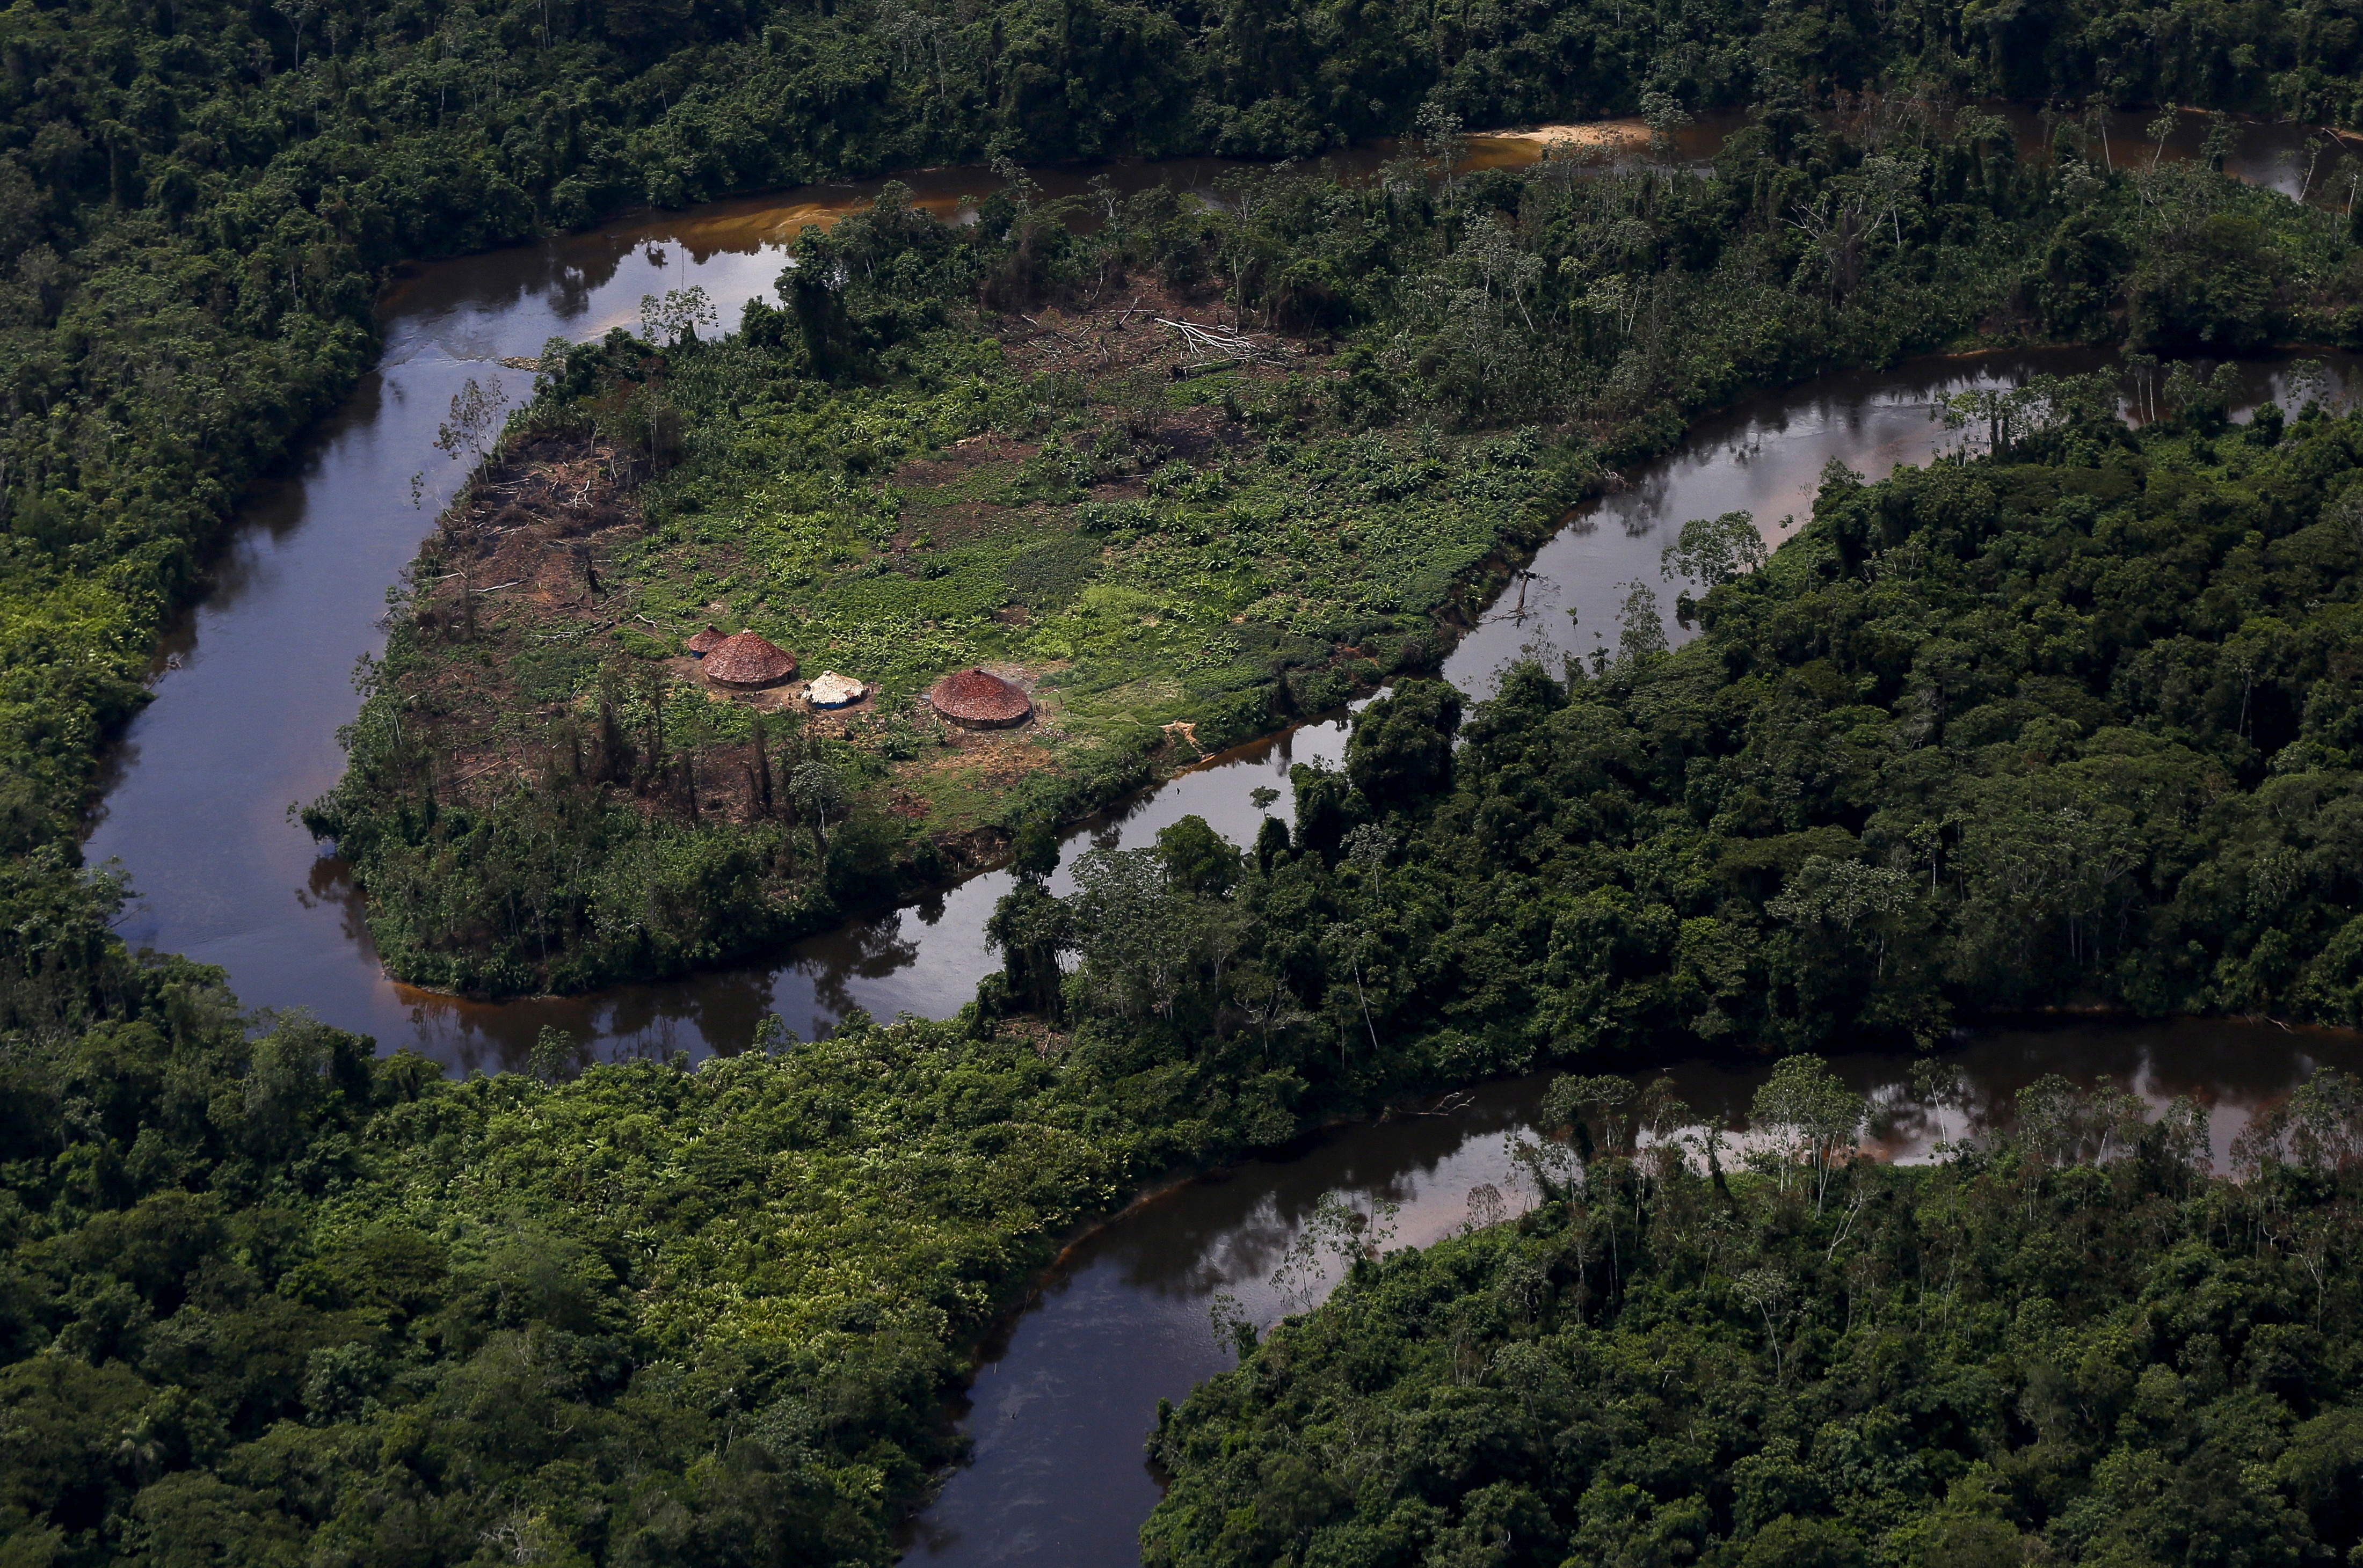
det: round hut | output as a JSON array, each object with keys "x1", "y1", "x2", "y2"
[
  {"x1": 684, "y1": 625, "x2": 728, "y2": 657},
  {"x1": 805, "y1": 672, "x2": 867, "y2": 710},
  {"x1": 928, "y1": 667, "x2": 1031, "y2": 728},
  {"x1": 703, "y1": 630, "x2": 797, "y2": 689}
]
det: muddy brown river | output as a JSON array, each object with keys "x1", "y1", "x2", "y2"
[{"x1": 76, "y1": 112, "x2": 2363, "y2": 1566}]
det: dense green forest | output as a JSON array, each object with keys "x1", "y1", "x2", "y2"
[
  {"x1": 0, "y1": 940, "x2": 1335, "y2": 1566},
  {"x1": 19, "y1": 0, "x2": 2363, "y2": 1555},
  {"x1": 1144, "y1": 1061, "x2": 2363, "y2": 1568},
  {"x1": 311, "y1": 96, "x2": 2363, "y2": 995},
  {"x1": 18, "y1": 406, "x2": 2362, "y2": 1563}
]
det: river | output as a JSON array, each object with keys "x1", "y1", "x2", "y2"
[{"x1": 74, "y1": 111, "x2": 2363, "y2": 1566}]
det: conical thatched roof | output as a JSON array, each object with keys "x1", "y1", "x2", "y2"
[
  {"x1": 806, "y1": 672, "x2": 866, "y2": 709},
  {"x1": 928, "y1": 667, "x2": 1031, "y2": 728},
  {"x1": 703, "y1": 630, "x2": 797, "y2": 687},
  {"x1": 684, "y1": 625, "x2": 728, "y2": 655}
]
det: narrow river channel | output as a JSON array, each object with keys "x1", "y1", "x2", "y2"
[{"x1": 73, "y1": 111, "x2": 2363, "y2": 1566}]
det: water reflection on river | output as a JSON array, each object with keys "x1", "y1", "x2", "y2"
[
  {"x1": 904, "y1": 1015, "x2": 2363, "y2": 1565},
  {"x1": 1446, "y1": 351, "x2": 2363, "y2": 692}
]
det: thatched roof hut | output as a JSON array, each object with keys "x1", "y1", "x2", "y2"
[
  {"x1": 928, "y1": 667, "x2": 1031, "y2": 728},
  {"x1": 806, "y1": 672, "x2": 866, "y2": 709},
  {"x1": 684, "y1": 625, "x2": 728, "y2": 656},
  {"x1": 703, "y1": 630, "x2": 797, "y2": 688}
]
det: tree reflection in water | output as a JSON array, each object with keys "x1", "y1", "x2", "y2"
[{"x1": 798, "y1": 910, "x2": 926, "y2": 1024}]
